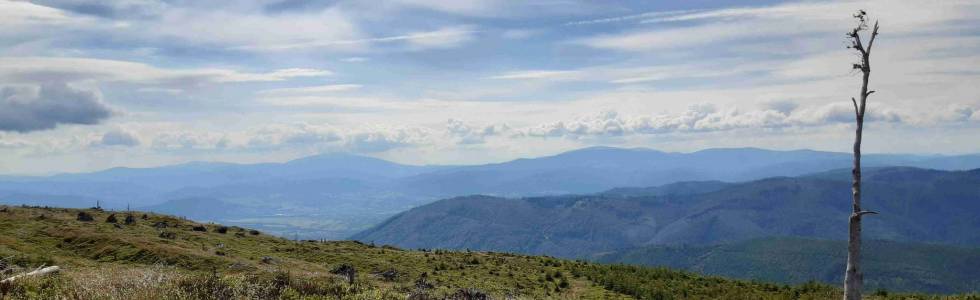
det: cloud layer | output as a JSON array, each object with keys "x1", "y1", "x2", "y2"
[{"x1": 1, "y1": 0, "x2": 979, "y2": 174}]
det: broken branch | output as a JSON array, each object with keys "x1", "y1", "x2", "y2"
[
  {"x1": 1, "y1": 266, "x2": 60, "y2": 284},
  {"x1": 852, "y1": 211, "x2": 878, "y2": 218},
  {"x1": 851, "y1": 97, "x2": 859, "y2": 116}
]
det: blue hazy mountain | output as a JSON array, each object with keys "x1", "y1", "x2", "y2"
[
  {"x1": 353, "y1": 167, "x2": 980, "y2": 256},
  {"x1": 394, "y1": 147, "x2": 980, "y2": 196},
  {"x1": 3, "y1": 147, "x2": 980, "y2": 239}
]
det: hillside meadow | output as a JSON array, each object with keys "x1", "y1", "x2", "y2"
[{"x1": 1, "y1": 205, "x2": 976, "y2": 299}]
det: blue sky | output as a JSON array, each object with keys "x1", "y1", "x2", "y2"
[{"x1": 1, "y1": 0, "x2": 979, "y2": 174}]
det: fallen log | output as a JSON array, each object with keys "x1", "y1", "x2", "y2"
[{"x1": 1, "y1": 266, "x2": 60, "y2": 284}]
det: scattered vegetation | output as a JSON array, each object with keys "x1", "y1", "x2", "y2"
[{"x1": 1, "y1": 205, "x2": 977, "y2": 299}]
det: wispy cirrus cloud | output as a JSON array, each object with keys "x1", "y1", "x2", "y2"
[
  {"x1": 489, "y1": 70, "x2": 584, "y2": 81},
  {"x1": 0, "y1": 0, "x2": 85, "y2": 27},
  {"x1": 575, "y1": 0, "x2": 980, "y2": 52},
  {"x1": 239, "y1": 25, "x2": 479, "y2": 51},
  {"x1": 257, "y1": 84, "x2": 363, "y2": 96},
  {"x1": 0, "y1": 57, "x2": 332, "y2": 85}
]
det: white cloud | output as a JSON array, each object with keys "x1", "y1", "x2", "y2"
[
  {"x1": 247, "y1": 123, "x2": 343, "y2": 149},
  {"x1": 26, "y1": 0, "x2": 169, "y2": 19},
  {"x1": 387, "y1": 0, "x2": 604, "y2": 18},
  {"x1": 489, "y1": 70, "x2": 583, "y2": 81},
  {"x1": 565, "y1": 9, "x2": 698, "y2": 26},
  {"x1": 390, "y1": 0, "x2": 505, "y2": 17},
  {"x1": 0, "y1": 57, "x2": 332, "y2": 86},
  {"x1": 401, "y1": 25, "x2": 478, "y2": 50},
  {"x1": 137, "y1": 87, "x2": 183, "y2": 95},
  {"x1": 100, "y1": 129, "x2": 140, "y2": 147},
  {"x1": 576, "y1": 1, "x2": 980, "y2": 52},
  {"x1": 346, "y1": 127, "x2": 432, "y2": 152},
  {"x1": 237, "y1": 25, "x2": 478, "y2": 51},
  {"x1": 153, "y1": 7, "x2": 365, "y2": 52},
  {"x1": 258, "y1": 84, "x2": 362, "y2": 96},
  {"x1": 263, "y1": 68, "x2": 333, "y2": 78},
  {"x1": 500, "y1": 29, "x2": 540, "y2": 39},
  {"x1": 446, "y1": 119, "x2": 510, "y2": 144},
  {"x1": 3, "y1": 0, "x2": 980, "y2": 174},
  {"x1": 579, "y1": 19, "x2": 817, "y2": 52},
  {"x1": 488, "y1": 60, "x2": 771, "y2": 85},
  {"x1": 0, "y1": 0, "x2": 83, "y2": 27},
  {"x1": 516, "y1": 102, "x2": 915, "y2": 139},
  {"x1": 151, "y1": 131, "x2": 229, "y2": 150},
  {"x1": 341, "y1": 57, "x2": 369, "y2": 63},
  {"x1": 245, "y1": 123, "x2": 433, "y2": 153},
  {"x1": 0, "y1": 134, "x2": 32, "y2": 149}
]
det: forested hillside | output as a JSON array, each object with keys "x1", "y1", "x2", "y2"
[
  {"x1": 594, "y1": 237, "x2": 980, "y2": 294},
  {"x1": 356, "y1": 167, "x2": 980, "y2": 254},
  {"x1": 354, "y1": 167, "x2": 980, "y2": 293}
]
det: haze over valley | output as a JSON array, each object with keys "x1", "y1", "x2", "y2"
[{"x1": 3, "y1": 147, "x2": 979, "y2": 239}]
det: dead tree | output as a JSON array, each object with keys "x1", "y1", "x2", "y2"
[
  {"x1": 843, "y1": 10, "x2": 879, "y2": 300},
  {"x1": 1, "y1": 266, "x2": 60, "y2": 284}
]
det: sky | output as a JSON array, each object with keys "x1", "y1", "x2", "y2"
[{"x1": 1, "y1": 0, "x2": 979, "y2": 175}]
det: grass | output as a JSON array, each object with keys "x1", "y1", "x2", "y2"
[{"x1": 1, "y1": 205, "x2": 978, "y2": 299}]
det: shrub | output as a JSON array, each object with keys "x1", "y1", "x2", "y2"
[
  {"x1": 376, "y1": 269, "x2": 398, "y2": 282},
  {"x1": 124, "y1": 215, "x2": 136, "y2": 225},
  {"x1": 248, "y1": 229, "x2": 260, "y2": 235},
  {"x1": 159, "y1": 231, "x2": 177, "y2": 239},
  {"x1": 76, "y1": 212, "x2": 94, "y2": 221},
  {"x1": 105, "y1": 214, "x2": 118, "y2": 223},
  {"x1": 873, "y1": 288, "x2": 889, "y2": 297},
  {"x1": 192, "y1": 225, "x2": 207, "y2": 232},
  {"x1": 448, "y1": 288, "x2": 490, "y2": 300},
  {"x1": 330, "y1": 264, "x2": 356, "y2": 284},
  {"x1": 177, "y1": 271, "x2": 234, "y2": 300},
  {"x1": 215, "y1": 226, "x2": 229, "y2": 234}
]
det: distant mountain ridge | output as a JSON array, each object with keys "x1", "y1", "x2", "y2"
[
  {"x1": 3, "y1": 147, "x2": 980, "y2": 239},
  {"x1": 353, "y1": 167, "x2": 980, "y2": 256}
]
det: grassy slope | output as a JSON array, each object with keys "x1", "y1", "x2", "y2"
[{"x1": 0, "y1": 206, "x2": 974, "y2": 300}]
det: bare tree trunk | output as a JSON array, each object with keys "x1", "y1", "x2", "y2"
[
  {"x1": 1, "y1": 266, "x2": 60, "y2": 284},
  {"x1": 843, "y1": 11, "x2": 878, "y2": 300},
  {"x1": 844, "y1": 114, "x2": 865, "y2": 300}
]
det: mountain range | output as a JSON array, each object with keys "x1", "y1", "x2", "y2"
[
  {"x1": 353, "y1": 167, "x2": 980, "y2": 256},
  {"x1": 2, "y1": 147, "x2": 980, "y2": 239},
  {"x1": 352, "y1": 167, "x2": 980, "y2": 293}
]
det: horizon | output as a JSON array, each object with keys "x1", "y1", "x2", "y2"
[
  {"x1": 2, "y1": 0, "x2": 980, "y2": 174},
  {"x1": 3, "y1": 145, "x2": 975, "y2": 177}
]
